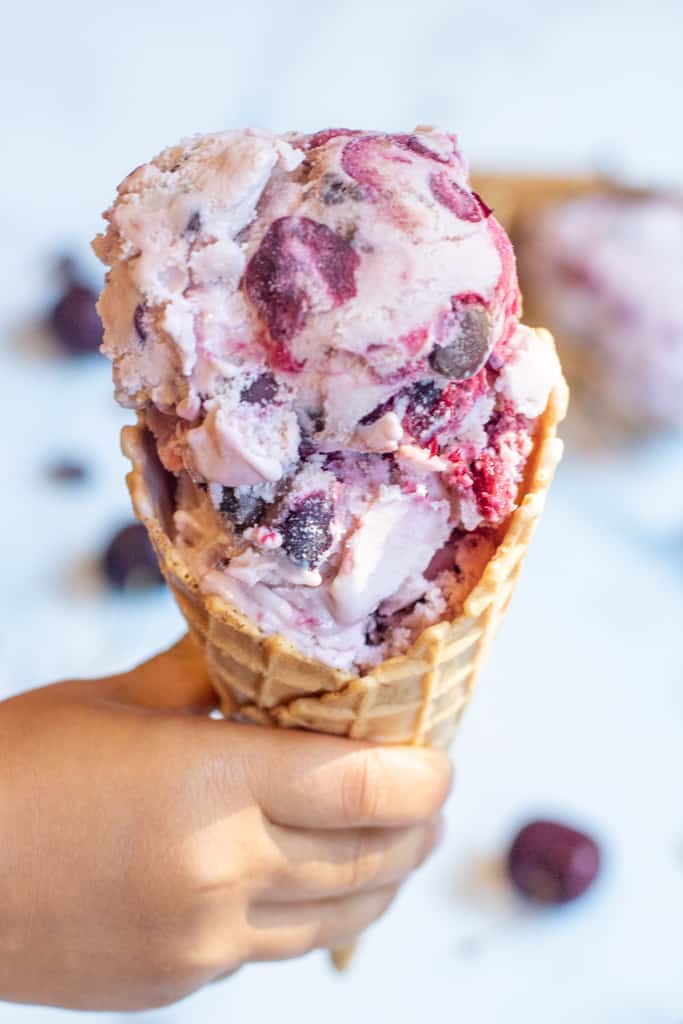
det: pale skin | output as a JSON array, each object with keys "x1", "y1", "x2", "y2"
[{"x1": 0, "y1": 636, "x2": 452, "y2": 1012}]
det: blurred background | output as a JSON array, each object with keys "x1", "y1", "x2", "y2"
[{"x1": 2, "y1": 1, "x2": 682, "y2": 1021}]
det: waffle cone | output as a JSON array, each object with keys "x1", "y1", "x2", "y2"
[{"x1": 122, "y1": 327, "x2": 567, "y2": 967}]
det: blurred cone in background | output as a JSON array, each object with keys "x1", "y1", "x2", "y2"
[{"x1": 472, "y1": 171, "x2": 683, "y2": 442}]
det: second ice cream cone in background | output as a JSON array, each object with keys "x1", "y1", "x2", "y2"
[
  {"x1": 472, "y1": 171, "x2": 683, "y2": 436},
  {"x1": 469, "y1": 172, "x2": 611, "y2": 234},
  {"x1": 95, "y1": 129, "x2": 568, "y2": 969}
]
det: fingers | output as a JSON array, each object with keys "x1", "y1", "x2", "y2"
[
  {"x1": 247, "y1": 884, "x2": 399, "y2": 961},
  {"x1": 229, "y1": 724, "x2": 453, "y2": 829},
  {"x1": 260, "y1": 817, "x2": 443, "y2": 902},
  {"x1": 100, "y1": 634, "x2": 218, "y2": 714}
]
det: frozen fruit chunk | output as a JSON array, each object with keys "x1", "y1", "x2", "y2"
[
  {"x1": 470, "y1": 451, "x2": 512, "y2": 522},
  {"x1": 307, "y1": 128, "x2": 362, "y2": 149},
  {"x1": 219, "y1": 487, "x2": 266, "y2": 531},
  {"x1": 440, "y1": 366, "x2": 489, "y2": 427},
  {"x1": 103, "y1": 523, "x2": 164, "y2": 590},
  {"x1": 429, "y1": 171, "x2": 484, "y2": 222},
  {"x1": 430, "y1": 303, "x2": 493, "y2": 380},
  {"x1": 342, "y1": 132, "x2": 457, "y2": 194},
  {"x1": 390, "y1": 132, "x2": 454, "y2": 163},
  {"x1": 507, "y1": 820, "x2": 601, "y2": 904},
  {"x1": 341, "y1": 135, "x2": 399, "y2": 191},
  {"x1": 245, "y1": 216, "x2": 360, "y2": 347},
  {"x1": 49, "y1": 281, "x2": 103, "y2": 355},
  {"x1": 471, "y1": 190, "x2": 493, "y2": 218},
  {"x1": 280, "y1": 493, "x2": 334, "y2": 568},
  {"x1": 241, "y1": 372, "x2": 278, "y2": 405}
]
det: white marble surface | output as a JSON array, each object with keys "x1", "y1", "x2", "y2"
[{"x1": 2, "y1": 1, "x2": 683, "y2": 1020}]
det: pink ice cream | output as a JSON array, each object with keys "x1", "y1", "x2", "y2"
[
  {"x1": 518, "y1": 192, "x2": 683, "y2": 429},
  {"x1": 94, "y1": 127, "x2": 558, "y2": 670}
]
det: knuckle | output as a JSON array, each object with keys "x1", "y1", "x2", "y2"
[
  {"x1": 341, "y1": 750, "x2": 384, "y2": 825},
  {"x1": 179, "y1": 828, "x2": 250, "y2": 902},
  {"x1": 183, "y1": 913, "x2": 247, "y2": 977}
]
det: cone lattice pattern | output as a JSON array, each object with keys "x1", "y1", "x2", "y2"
[{"x1": 122, "y1": 328, "x2": 567, "y2": 752}]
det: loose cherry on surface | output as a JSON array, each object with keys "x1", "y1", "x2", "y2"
[
  {"x1": 48, "y1": 257, "x2": 103, "y2": 356},
  {"x1": 506, "y1": 820, "x2": 601, "y2": 905},
  {"x1": 102, "y1": 523, "x2": 164, "y2": 591}
]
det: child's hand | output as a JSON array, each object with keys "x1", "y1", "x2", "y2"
[{"x1": 0, "y1": 636, "x2": 452, "y2": 1012}]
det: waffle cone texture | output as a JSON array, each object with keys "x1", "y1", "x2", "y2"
[{"x1": 122, "y1": 327, "x2": 568, "y2": 752}]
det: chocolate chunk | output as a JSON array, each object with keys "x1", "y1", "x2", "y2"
[
  {"x1": 429, "y1": 305, "x2": 492, "y2": 380},
  {"x1": 219, "y1": 487, "x2": 266, "y2": 532},
  {"x1": 428, "y1": 171, "x2": 484, "y2": 222},
  {"x1": 241, "y1": 373, "x2": 278, "y2": 405},
  {"x1": 320, "y1": 172, "x2": 365, "y2": 205},
  {"x1": 280, "y1": 493, "x2": 334, "y2": 568},
  {"x1": 365, "y1": 613, "x2": 389, "y2": 647},
  {"x1": 186, "y1": 211, "x2": 201, "y2": 234},
  {"x1": 297, "y1": 410, "x2": 325, "y2": 459},
  {"x1": 360, "y1": 396, "x2": 394, "y2": 426}
]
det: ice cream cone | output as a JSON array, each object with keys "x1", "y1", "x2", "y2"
[{"x1": 121, "y1": 327, "x2": 567, "y2": 969}]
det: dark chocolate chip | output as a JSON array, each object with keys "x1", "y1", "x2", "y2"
[
  {"x1": 280, "y1": 493, "x2": 333, "y2": 568},
  {"x1": 320, "y1": 172, "x2": 365, "y2": 205},
  {"x1": 241, "y1": 373, "x2": 278, "y2": 405},
  {"x1": 360, "y1": 396, "x2": 394, "y2": 426},
  {"x1": 429, "y1": 305, "x2": 493, "y2": 380},
  {"x1": 365, "y1": 614, "x2": 389, "y2": 647},
  {"x1": 186, "y1": 211, "x2": 201, "y2": 234},
  {"x1": 219, "y1": 487, "x2": 266, "y2": 532}
]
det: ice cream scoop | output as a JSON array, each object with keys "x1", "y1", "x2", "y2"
[{"x1": 94, "y1": 127, "x2": 560, "y2": 671}]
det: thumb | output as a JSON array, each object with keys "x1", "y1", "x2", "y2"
[{"x1": 102, "y1": 633, "x2": 218, "y2": 714}]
